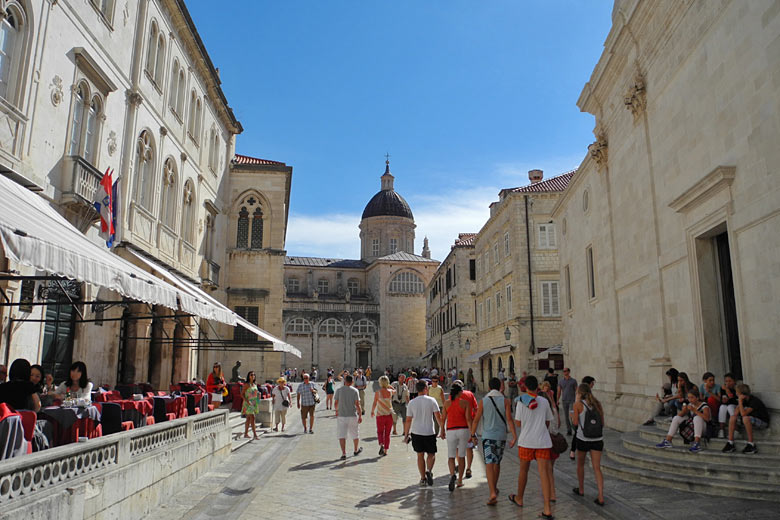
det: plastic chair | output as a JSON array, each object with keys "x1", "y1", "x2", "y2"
[{"x1": 18, "y1": 410, "x2": 36, "y2": 454}]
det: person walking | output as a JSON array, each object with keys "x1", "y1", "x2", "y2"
[
  {"x1": 571, "y1": 383, "x2": 605, "y2": 506},
  {"x1": 407, "y1": 372, "x2": 419, "y2": 399},
  {"x1": 391, "y1": 373, "x2": 410, "y2": 435},
  {"x1": 509, "y1": 375, "x2": 555, "y2": 520},
  {"x1": 557, "y1": 368, "x2": 578, "y2": 436},
  {"x1": 296, "y1": 372, "x2": 319, "y2": 434},
  {"x1": 458, "y1": 380, "x2": 479, "y2": 479},
  {"x1": 242, "y1": 371, "x2": 261, "y2": 439},
  {"x1": 404, "y1": 380, "x2": 443, "y2": 487},
  {"x1": 428, "y1": 376, "x2": 445, "y2": 435},
  {"x1": 440, "y1": 382, "x2": 473, "y2": 492},
  {"x1": 334, "y1": 374, "x2": 363, "y2": 460},
  {"x1": 325, "y1": 375, "x2": 336, "y2": 410},
  {"x1": 354, "y1": 369, "x2": 368, "y2": 415},
  {"x1": 371, "y1": 375, "x2": 395, "y2": 456},
  {"x1": 471, "y1": 377, "x2": 517, "y2": 505},
  {"x1": 272, "y1": 377, "x2": 291, "y2": 432}
]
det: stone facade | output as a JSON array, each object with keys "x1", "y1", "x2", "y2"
[{"x1": 552, "y1": 0, "x2": 780, "y2": 431}]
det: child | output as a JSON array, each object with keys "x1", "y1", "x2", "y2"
[
  {"x1": 717, "y1": 373, "x2": 738, "y2": 438},
  {"x1": 722, "y1": 383, "x2": 770, "y2": 454},
  {"x1": 699, "y1": 372, "x2": 721, "y2": 419},
  {"x1": 655, "y1": 386, "x2": 710, "y2": 453},
  {"x1": 242, "y1": 371, "x2": 261, "y2": 439}
]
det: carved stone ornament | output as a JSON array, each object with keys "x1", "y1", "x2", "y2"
[
  {"x1": 588, "y1": 134, "x2": 608, "y2": 170},
  {"x1": 107, "y1": 131, "x2": 118, "y2": 156},
  {"x1": 50, "y1": 75, "x2": 64, "y2": 106},
  {"x1": 123, "y1": 2, "x2": 130, "y2": 26},
  {"x1": 159, "y1": 125, "x2": 168, "y2": 136},
  {"x1": 624, "y1": 71, "x2": 647, "y2": 120},
  {"x1": 125, "y1": 88, "x2": 143, "y2": 107}
]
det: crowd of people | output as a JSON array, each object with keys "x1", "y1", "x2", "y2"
[
  {"x1": 646, "y1": 368, "x2": 770, "y2": 454},
  {"x1": 0, "y1": 358, "x2": 93, "y2": 413}
]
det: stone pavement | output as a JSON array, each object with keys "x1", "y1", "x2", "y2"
[{"x1": 147, "y1": 386, "x2": 780, "y2": 520}]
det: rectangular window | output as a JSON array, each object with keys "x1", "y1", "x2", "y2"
[
  {"x1": 506, "y1": 284, "x2": 512, "y2": 319},
  {"x1": 538, "y1": 223, "x2": 557, "y2": 249},
  {"x1": 454, "y1": 303, "x2": 457, "y2": 325},
  {"x1": 389, "y1": 238, "x2": 398, "y2": 254},
  {"x1": 286, "y1": 278, "x2": 300, "y2": 293},
  {"x1": 483, "y1": 253, "x2": 489, "y2": 273},
  {"x1": 478, "y1": 302, "x2": 483, "y2": 329},
  {"x1": 495, "y1": 291, "x2": 502, "y2": 318},
  {"x1": 541, "y1": 281, "x2": 560, "y2": 317},
  {"x1": 586, "y1": 246, "x2": 595, "y2": 299},
  {"x1": 493, "y1": 243, "x2": 499, "y2": 265},
  {"x1": 486, "y1": 298, "x2": 492, "y2": 325},
  {"x1": 372, "y1": 239, "x2": 379, "y2": 256},
  {"x1": 504, "y1": 231, "x2": 510, "y2": 256},
  {"x1": 234, "y1": 306, "x2": 259, "y2": 342},
  {"x1": 469, "y1": 259, "x2": 476, "y2": 280},
  {"x1": 318, "y1": 279, "x2": 329, "y2": 294},
  {"x1": 564, "y1": 265, "x2": 572, "y2": 310}
]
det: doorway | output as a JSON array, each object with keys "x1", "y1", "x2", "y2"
[{"x1": 357, "y1": 349, "x2": 369, "y2": 370}]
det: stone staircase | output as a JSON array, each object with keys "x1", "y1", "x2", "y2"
[{"x1": 602, "y1": 416, "x2": 780, "y2": 502}]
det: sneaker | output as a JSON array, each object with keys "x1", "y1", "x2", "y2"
[
  {"x1": 655, "y1": 439, "x2": 672, "y2": 449},
  {"x1": 448, "y1": 473, "x2": 457, "y2": 492},
  {"x1": 379, "y1": 446, "x2": 385, "y2": 456},
  {"x1": 309, "y1": 430, "x2": 314, "y2": 434},
  {"x1": 689, "y1": 441, "x2": 702, "y2": 453},
  {"x1": 425, "y1": 470, "x2": 434, "y2": 486},
  {"x1": 340, "y1": 454, "x2": 347, "y2": 460},
  {"x1": 419, "y1": 479, "x2": 427, "y2": 487},
  {"x1": 717, "y1": 430, "x2": 725, "y2": 439},
  {"x1": 354, "y1": 447, "x2": 363, "y2": 456},
  {"x1": 743, "y1": 444, "x2": 758, "y2": 454},
  {"x1": 722, "y1": 442, "x2": 736, "y2": 453}
]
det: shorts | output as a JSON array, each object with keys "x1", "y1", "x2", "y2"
[
  {"x1": 411, "y1": 433, "x2": 437, "y2": 454},
  {"x1": 446, "y1": 428, "x2": 470, "y2": 458},
  {"x1": 301, "y1": 405, "x2": 315, "y2": 420},
  {"x1": 274, "y1": 409, "x2": 287, "y2": 424},
  {"x1": 518, "y1": 447, "x2": 553, "y2": 461},
  {"x1": 749, "y1": 416, "x2": 768, "y2": 429},
  {"x1": 481, "y1": 438, "x2": 506, "y2": 464},
  {"x1": 337, "y1": 416, "x2": 359, "y2": 440},
  {"x1": 576, "y1": 439, "x2": 604, "y2": 452}
]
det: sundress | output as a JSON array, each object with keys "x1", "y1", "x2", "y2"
[{"x1": 242, "y1": 383, "x2": 261, "y2": 415}]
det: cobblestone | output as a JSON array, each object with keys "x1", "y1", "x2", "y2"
[{"x1": 148, "y1": 386, "x2": 780, "y2": 520}]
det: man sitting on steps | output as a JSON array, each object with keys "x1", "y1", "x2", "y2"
[{"x1": 722, "y1": 383, "x2": 770, "y2": 454}]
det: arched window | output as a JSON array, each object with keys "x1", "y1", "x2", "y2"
[
  {"x1": 176, "y1": 69, "x2": 186, "y2": 115},
  {"x1": 160, "y1": 158, "x2": 177, "y2": 229},
  {"x1": 236, "y1": 206, "x2": 249, "y2": 248},
  {"x1": 389, "y1": 271, "x2": 425, "y2": 294},
  {"x1": 0, "y1": 4, "x2": 26, "y2": 103},
  {"x1": 83, "y1": 96, "x2": 101, "y2": 164},
  {"x1": 145, "y1": 21, "x2": 158, "y2": 78},
  {"x1": 352, "y1": 319, "x2": 376, "y2": 335},
  {"x1": 68, "y1": 84, "x2": 86, "y2": 156},
  {"x1": 68, "y1": 85, "x2": 102, "y2": 166},
  {"x1": 169, "y1": 59, "x2": 180, "y2": 113},
  {"x1": 251, "y1": 206, "x2": 263, "y2": 248},
  {"x1": 187, "y1": 90, "x2": 197, "y2": 137},
  {"x1": 193, "y1": 98, "x2": 202, "y2": 141},
  {"x1": 208, "y1": 128, "x2": 220, "y2": 171},
  {"x1": 135, "y1": 130, "x2": 155, "y2": 211},
  {"x1": 286, "y1": 318, "x2": 312, "y2": 334},
  {"x1": 181, "y1": 180, "x2": 195, "y2": 244},
  {"x1": 347, "y1": 278, "x2": 360, "y2": 296},
  {"x1": 154, "y1": 32, "x2": 165, "y2": 84},
  {"x1": 319, "y1": 318, "x2": 344, "y2": 335},
  {"x1": 509, "y1": 355, "x2": 515, "y2": 375}
]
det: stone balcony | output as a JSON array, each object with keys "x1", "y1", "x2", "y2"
[
  {"x1": 285, "y1": 300, "x2": 379, "y2": 314},
  {"x1": 200, "y1": 258, "x2": 220, "y2": 288},
  {"x1": 60, "y1": 155, "x2": 103, "y2": 226}
]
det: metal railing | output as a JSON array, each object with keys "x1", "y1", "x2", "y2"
[
  {"x1": 70, "y1": 155, "x2": 103, "y2": 204},
  {"x1": 286, "y1": 301, "x2": 379, "y2": 313}
]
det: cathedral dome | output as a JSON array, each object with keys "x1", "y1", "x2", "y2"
[{"x1": 361, "y1": 160, "x2": 414, "y2": 220}]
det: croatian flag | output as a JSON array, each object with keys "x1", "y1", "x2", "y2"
[{"x1": 93, "y1": 168, "x2": 115, "y2": 245}]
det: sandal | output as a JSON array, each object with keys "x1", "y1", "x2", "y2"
[
  {"x1": 465, "y1": 469, "x2": 472, "y2": 479},
  {"x1": 594, "y1": 498, "x2": 605, "y2": 506},
  {"x1": 508, "y1": 494, "x2": 523, "y2": 507},
  {"x1": 486, "y1": 497, "x2": 498, "y2": 506},
  {"x1": 540, "y1": 514, "x2": 555, "y2": 520},
  {"x1": 572, "y1": 487, "x2": 584, "y2": 496}
]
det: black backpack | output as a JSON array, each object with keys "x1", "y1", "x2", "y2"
[{"x1": 582, "y1": 403, "x2": 603, "y2": 438}]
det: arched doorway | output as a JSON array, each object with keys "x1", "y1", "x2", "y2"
[
  {"x1": 509, "y1": 355, "x2": 515, "y2": 376},
  {"x1": 488, "y1": 358, "x2": 493, "y2": 379},
  {"x1": 498, "y1": 357, "x2": 503, "y2": 374}
]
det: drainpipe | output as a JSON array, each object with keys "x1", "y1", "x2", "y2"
[{"x1": 524, "y1": 196, "x2": 535, "y2": 356}]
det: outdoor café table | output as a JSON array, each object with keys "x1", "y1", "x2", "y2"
[
  {"x1": 115, "y1": 399, "x2": 153, "y2": 427},
  {"x1": 39, "y1": 405, "x2": 102, "y2": 446},
  {"x1": 146, "y1": 395, "x2": 187, "y2": 419}
]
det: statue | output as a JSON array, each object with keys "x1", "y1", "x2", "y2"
[{"x1": 230, "y1": 360, "x2": 244, "y2": 383}]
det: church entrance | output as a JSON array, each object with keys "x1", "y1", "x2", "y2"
[{"x1": 357, "y1": 349, "x2": 370, "y2": 370}]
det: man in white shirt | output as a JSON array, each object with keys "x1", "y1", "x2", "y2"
[
  {"x1": 354, "y1": 369, "x2": 368, "y2": 415},
  {"x1": 510, "y1": 375, "x2": 554, "y2": 519},
  {"x1": 404, "y1": 380, "x2": 443, "y2": 487}
]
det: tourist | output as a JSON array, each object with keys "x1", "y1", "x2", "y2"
[
  {"x1": 403, "y1": 380, "x2": 442, "y2": 487},
  {"x1": 572, "y1": 383, "x2": 606, "y2": 506},
  {"x1": 540, "y1": 380, "x2": 555, "y2": 405},
  {"x1": 675, "y1": 372, "x2": 694, "y2": 411},
  {"x1": 407, "y1": 371, "x2": 419, "y2": 399},
  {"x1": 582, "y1": 375, "x2": 595, "y2": 388},
  {"x1": 296, "y1": 372, "x2": 318, "y2": 434},
  {"x1": 428, "y1": 376, "x2": 445, "y2": 435},
  {"x1": 334, "y1": 374, "x2": 362, "y2": 460},
  {"x1": 370, "y1": 375, "x2": 395, "y2": 456},
  {"x1": 440, "y1": 382, "x2": 472, "y2": 492},
  {"x1": 206, "y1": 362, "x2": 227, "y2": 403},
  {"x1": 558, "y1": 368, "x2": 578, "y2": 436},
  {"x1": 507, "y1": 371, "x2": 519, "y2": 413},
  {"x1": 717, "y1": 373, "x2": 738, "y2": 438},
  {"x1": 497, "y1": 367, "x2": 506, "y2": 392},
  {"x1": 54, "y1": 361, "x2": 92, "y2": 404},
  {"x1": 354, "y1": 369, "x2": 368, "y2": 415},
  {"x1": 465, "y1": 369, "x2": 474, "y2": 392},
  {"x1": 656, "y1": 386, "x2": 710, "y2": 453},
  {"x1": 0, "y1": 358, "x2": 40, "y2": 412},
  {"x1": 644, "y1": 368, "x2": 680, "y2": 426},
  {"x1": 391, "y1": 373, "x2": 410, "y2": 435},
  {"x1": 518, "y1": 370, "x2": 528, "y2": 392},
  {"x1": 272, "y1": 377, "x2": 291, "y2": 432},
  {"x1": 458, "y1": 379, "x2": 479, "y2": 479},
  {"x1": 325, "y1": 374, "x2": 336, "y2": 410},
  {"x1": 242, "y1": 371, "x2": 261, "y2": 439},
  {"x1": 471, "y1": 377, "x2": 516, "y2": 505},
  {"x1": 509, "y1": 375, "x2": 554, "y2": 519},
  {"x1": 723, "y1": 383, "x2": 770, "y2": 454},
  {"x1": 700, "y1": 371, "x2": 721, "y2": 418},
  {"x1": 543, "y1": 367, "x2": 559, "y2": 407},
  {"x1": 312, "y1": 367, "x2": 319, "y2": 381},
  {"x1": 365, "y1": 366, "x2": 372, "y2": 380},
  {"x1": 538, "y1": 387, "x2": 561, "y2": 503}
]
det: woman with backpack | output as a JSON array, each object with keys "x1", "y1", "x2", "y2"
[
  {"x1": 571, "y1": 383, "x2": 605, "y2": 506},
  {"x1": 655, "y1": 386, "x2": 711, "y2": 453}
]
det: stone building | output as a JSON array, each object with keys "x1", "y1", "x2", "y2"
[
  {"x1": 552, "y1": 0, "x2": 780, "y2": 430},
  {"x1": 466, "y1": 169, "x2": 572, "y2": 390},
  {"x1": 282, "y1": 161, "x2": 439, "y2": 373},
  {"x1": 0, "y1": 0, "x2": 297, "y2": 389},
  {"x1": 424, "y1": 233, "x2": 477, "y2": 376}
]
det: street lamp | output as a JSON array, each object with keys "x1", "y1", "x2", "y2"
[
  {"x1": 464, "y1": 339, "x2": 471, "y2": 351},
  {"x1": 504, "y1": 326, "x2": 511, "y2": 341}
]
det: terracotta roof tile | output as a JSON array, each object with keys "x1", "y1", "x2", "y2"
[
  {"x1": 453, "y1": 233, "x2": 477, "y2": 247},
  {"x1": 232, "y1": 153, "x2": 287, "y2": 166},
  {"x1": 508, "y1": 169, "x2": 576, "y2": 193}
]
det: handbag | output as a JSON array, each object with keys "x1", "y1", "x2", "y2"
[
  {"x1": 550, "y1": 432, "x2": 569, "y2": 454},
  {"x1": 312, "y1": 388, "x2": 321, "y2": 404}
]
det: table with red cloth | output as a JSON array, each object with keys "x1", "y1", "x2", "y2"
[
  {"x1": 181, "y1": 392, "x2": 207, "y2": 415},
  {"x1": 39, "y1": 405, "x2": 102, "y2": 446},
  {"x1": 229, "y1": 383, "x2": 244, "y2": 412},
  {"x1": 146, "y1": 395, "x2": 187, "y2": 419},
  {"x1": 93, "y1": 390, "x2": 122, "y2": 402}
]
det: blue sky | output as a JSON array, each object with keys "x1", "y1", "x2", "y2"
[{"x1": 187, "y1": 1, "x2": 614, "y2": 261}]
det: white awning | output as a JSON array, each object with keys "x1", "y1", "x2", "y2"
[
  {"x1": 531, "y1": 345, "x2": 563, "y2": 361},
  {"x1": 0, "y1": 174, "x2": 178, "y2": 309},
  {"x1": 466, "y1": 349, "x2": 493, "y2": 363},
  {"x1": 125, "y1": 248, "x2": 301, "y2": 358},
  {"x1": 490, "y1": 345, "x2": 513, "y2": 355}
]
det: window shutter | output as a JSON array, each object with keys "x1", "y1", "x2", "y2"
[
  {"x1": 551, "y1": 282, "x2": 560, "y2": 315},
  {"x1": 542, "y1": 282, "x2": 551, "y2": 316}
]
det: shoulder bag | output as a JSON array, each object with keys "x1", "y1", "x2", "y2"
[{"x1": 488, "y1": 396, "x2": 508, "y2": 432}]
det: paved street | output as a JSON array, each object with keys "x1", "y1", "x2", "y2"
[{"x1": 149, "y1": 385, "x2": 779, "y2": 520}]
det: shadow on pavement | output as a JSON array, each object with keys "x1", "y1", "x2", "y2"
[
  {"x1": 331, "y1": 456, "x2": 381, "y2": 469},
  {"x1": 355, "y1": 482, "x2": 436, "y2": 510},
  {"x1": 288, "y1": 459, "x2": 341, "y2": 471}
]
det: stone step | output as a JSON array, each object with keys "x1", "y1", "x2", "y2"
[
  {"x1": 601, "y1": 457, "x2": 780, "y2": 502},
  {"x1": 623, "y1": 431, "x2": 780, "y2": 467},
  {"x1": 650, "y1": 416, "x2": 774, "y2": 440},
  {"x1": 608, "y1": 434, "x2": 780, "y2": 485},
  {"x1": 638, "y1": 425, "x2": 780, "y2": 454}
]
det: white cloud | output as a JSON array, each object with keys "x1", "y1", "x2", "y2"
[{"x1": 286, "y1": 213, "x2": 361, "y2": 259}]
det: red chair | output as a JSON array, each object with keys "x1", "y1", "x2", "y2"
[
  {"x1": 18, "y1": 410, "x2": 36, "y2": 454},
  {"x1": 146, "y1": 416, "x2": 155, "y2": 426},
  {"x1": 121, "y1": 421, "x2": 134, "y2": 431},
  {"x1": 230, "y1": 384, "x2": 244, "y2": 412}
]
